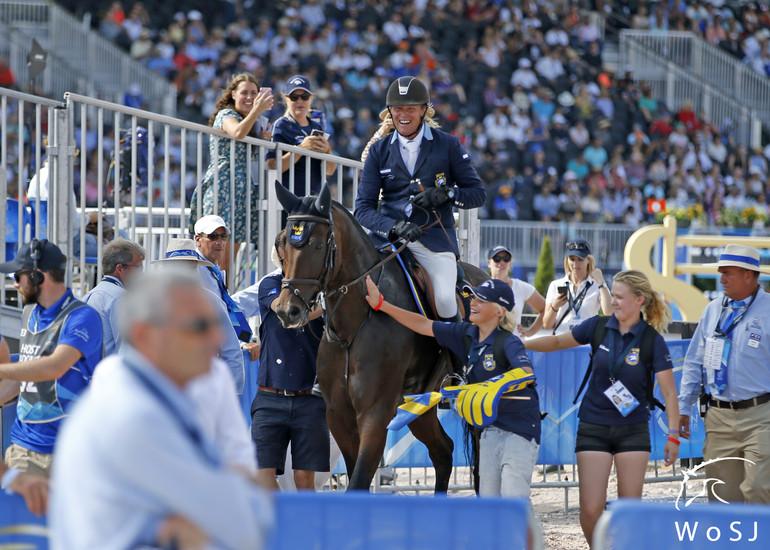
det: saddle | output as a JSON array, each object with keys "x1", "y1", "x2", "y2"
[{"x1": 381, "y1": 245, "x2": 471, "y2": 321}]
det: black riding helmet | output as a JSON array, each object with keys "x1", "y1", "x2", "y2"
[{"x1": 385, "y1": 76, "x2": 430, "y2": 107}]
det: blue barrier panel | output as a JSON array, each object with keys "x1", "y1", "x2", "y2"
[
  {"x1": 384, "y1": 340, "x2": 703, "y2": 467},
  {"x1": 266, "y1": 492, "x2": 535, "y2": 550},
  {"x1": 0, "y1": 493, "x2": 48, "y2": 549},
  {"x1": 594, "y1": 500, "x2": 770, "y2": 549},
  {"x1": 240, "y1": 351, "x2": 260, "y2": 422}
]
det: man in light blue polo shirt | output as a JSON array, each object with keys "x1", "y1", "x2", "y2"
[
  {"x1": 82, "y1": 238, "x2": 145, "y2": 356},
  {"x1": 51, "y1": 271, "x2": 273, "y2": 549},
  {"x1": 679, "y1": 244, "x2": 770, "y2": 503}
]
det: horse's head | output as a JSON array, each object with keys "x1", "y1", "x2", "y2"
[{"x1": 273, "y1": 180, "x2": 334, "y2": 328}]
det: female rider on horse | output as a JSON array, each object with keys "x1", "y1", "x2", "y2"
[
  {"x1": 354, "y1": 76, "x2": 486, "y2": 323},
  {"x1": 364, "y1": 275, "x2": 541, "y2": 503}
]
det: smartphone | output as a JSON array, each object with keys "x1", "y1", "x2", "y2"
[
  {"x1": 557, "y1": 285, "x2": 569, "y2": 295},
  {"x1": 261, "y1": 87, "x2": 272, "y2": 95},
  {"x1": 311, "y1": 129, "x2": 324, "y2": 137}
]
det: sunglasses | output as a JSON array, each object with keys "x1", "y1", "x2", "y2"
[
  {"x1": 566, "y1": 242, "x2": 589, "y2": 252},
  {"x1": 174, "y1": 317, "x2": 221, "y2": 334},
  {"x1": 492, "y1": 255, "x2": 511, "y2": 263},
  {"x1": 13, "y1": 270, "x2": 31, "y2": 282},
  {"x1": 204, "y1": 232, "x2": 230, "y2": 241},
  {"x1": 121, "y1": 263, "x2": 143, "y2": 270},
  {"x1": 288, "y1": 93, "x2": 311, "y2": 102}
]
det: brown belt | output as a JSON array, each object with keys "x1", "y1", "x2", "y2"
[
  {"x1": 258, "y1": 385, "x2": 313, "y2": 397},
  {"x1": 710, "y1": 392, "x2": 770, "y2": 410}
]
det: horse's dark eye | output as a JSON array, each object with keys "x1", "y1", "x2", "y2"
[{"x1": 315, "y1": 241, "x2": 324, "y2": 250}]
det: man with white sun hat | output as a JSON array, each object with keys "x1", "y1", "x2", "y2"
[{"x1": 678, "y1": 243, "x2": 770, "y2": 503}]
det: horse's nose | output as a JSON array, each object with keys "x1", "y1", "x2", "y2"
[{"x1": 276, "y1": 304, "x2": 302, "y2": 327}]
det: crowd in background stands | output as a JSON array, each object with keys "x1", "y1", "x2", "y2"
[{"x1": 20, "y1": 1, "x2": 770, "y2": 225}]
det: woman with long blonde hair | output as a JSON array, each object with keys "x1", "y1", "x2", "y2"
[
  {"x1": 364, "y1": 276, "x2": 541, "y2": 503},
  {"x1": 526, "y1": 269, "x2": 679, "y2": 546}
]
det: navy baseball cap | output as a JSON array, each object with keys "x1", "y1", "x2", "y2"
[
  {"x1": 463, "y1": 279, "x2": 514, "y2": 311},
  {"x1": 565, "y1": 238, "x2": 591, "y2": 259},
  {"x1": 0, "y1": 239, "x2": 66, "y2": 273},
  {"x1": 286, "y1": 74, "x2": 312, "y2": 95},
  {"x1": 487, "y1": 245, "x2": 512, "y2": 260}
]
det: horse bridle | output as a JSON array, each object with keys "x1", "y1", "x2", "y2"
[{"x1": 280, "y1": 214, "x2": 337, "y2": 312}]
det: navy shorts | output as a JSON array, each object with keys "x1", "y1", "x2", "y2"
[
  {"x1": 251, "y1": 391, "x2": 330, "y2": 474},
  {"x1": 575, "y1": 420, "x2": 651, "y2": 454}
]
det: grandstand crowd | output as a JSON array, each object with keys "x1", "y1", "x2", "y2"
[{"x1": 13, "y1": 0, "x2": 770, "y2": 226}]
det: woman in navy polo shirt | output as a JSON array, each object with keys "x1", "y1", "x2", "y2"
[
  {"x1": 267, "y1": 75, "x2": 336, "y2": 197},
  {"x1": 526, "y1": 269, "x2": 680, "y2": 546},
  {"x1": 365, "y1": 276, "x2": 541, "y2": 502}
]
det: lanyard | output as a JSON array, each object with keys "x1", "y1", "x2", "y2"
[
  {"x1": 713, "y1": 288, "x2": 758, "y2": 339},
  {"x1": 607, "y1": 325, "x2": 645, "y2": 382},
  {"x1": 102, "y1": 276, "x2": 123, "y2": 288},
  {"x1": 32, "y1": 292, "x2": 74, "y2": 332},
  {"x1": 568, "y1": 280, "x2": 592, "y2": 315},
  {"x1": 125, "y1": 359, "x2": 219, "y2": 467}
]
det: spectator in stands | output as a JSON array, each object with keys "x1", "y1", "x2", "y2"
[
  {"x1": 190, "y1": 73, "x2": 274, "y2": 253},
  {"x1": 248, "y1": 231, "x2": 329, "y2": 490},
  {"x1": 533, "y1": 181, "x2": 560, "y2": 221},
  {"x1": 487, "y1": 245, "x2": 545, "y2": 338},
  {"x1": 0, "y1": 335, "x2": 49, "y2": 516},
  {"x1": 491, "y1": 184, "x2": 518, "y2": 220},
  {"x1": 0, "y1": 240, "x2": 103, "y2": 478},
  {"x1": 365, "y1": 275, "x2": 541, "y2": 503},
  {"x1": 510, "y1": 57, "x2": 539, "y2": 91},
  {"x1": 50, "y1": 271, "x2": 274, "y2": 549},
  {"x1": 82, "y1": 238, "x2": 146, "y2": 356},
  {"x1": 527, "y1": 269, "x2": 680, "y2": 546},
  {"x1": 267, "y1": 75, "x2": 336, "y2": 198},
  {"x1": 583, "y1": 136, "x2": 608, "y2": 170},
  {"x1": 679, "y1": 244, "x2": 770, "y2": 504},
  {"x1": 542, "y1": 239, "x2": 612, "y2": 335},
  {"x1": 0, "y1": 57, "x2": 15, "y2": 89}
]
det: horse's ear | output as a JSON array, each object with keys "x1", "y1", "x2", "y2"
[
  {"x1": 313, "y1": 182, "x2": 331, "y2": 219},
  {"x1": 274, "y1": 180, "x2": 301, "y2": 213}
]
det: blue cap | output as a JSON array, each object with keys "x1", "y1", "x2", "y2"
[
  {"x1": 565, "y1": 238, "x2": 591, "y2": 259},
  {"x1": 286, "y1": 74, "x2": 312, "y2": 95},
  {"x1": 463, "y1": 279, "x2": 514, "y2": 311},
  {"x1": 487, "y1": 245, "x2": 512, "y2": 260}
]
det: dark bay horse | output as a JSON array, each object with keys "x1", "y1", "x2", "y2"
[{"x1": 273, "y1": 181, "x2": 488, "y2": 491}]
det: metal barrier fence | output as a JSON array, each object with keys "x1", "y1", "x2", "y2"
[
  {"x1": 481, "y1": 220, "x2": 636, "y2": 273},
  {"x1": 0, "y1": 0, "x2": 175, "y2": 115},
  {"x1": 619, "y1": 30, "x2": 761, "y2": 148}
]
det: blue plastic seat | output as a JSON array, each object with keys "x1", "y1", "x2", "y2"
[{"x1": 4, "y1": 198, "x2": 33, "y2": 261}]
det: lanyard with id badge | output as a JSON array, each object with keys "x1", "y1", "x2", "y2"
[
  {"x1": 603, "y1": 328, "x2": 645, "y2": 416},
  {"x1": 704, "y1": 291, "x2": 756, "y2": 393}
]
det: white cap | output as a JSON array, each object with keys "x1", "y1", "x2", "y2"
[
  {"x1": 194, "y1": 215, "x2": 230, "y2": 235},
  {"x1": 152, "y1": 238, "x2": 213, "y2": 267}
]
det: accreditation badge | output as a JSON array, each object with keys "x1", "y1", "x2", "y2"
[
  {"x1": 603, "y1": 380, "x2": 639, "y2": 417},
  {"x1": 483, "y1": 353, "x2": 495, "y2": 371},
  {"x1": 435, "y1": 173, "x2": 446, "y2": 187}
]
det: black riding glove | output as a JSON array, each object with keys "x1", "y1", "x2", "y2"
[
  {"x1": 411, "y1": 186, "x2": 455, "y2": 209},
  {"x1": 389, "y1": 220, "x2": 423, "y2": 243}
]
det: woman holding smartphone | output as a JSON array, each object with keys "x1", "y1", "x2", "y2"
[
  {"x1": 543, "y1": 239, "x2": 612, "y2": 335},
  {"x1": 267, "y1": 74, "x2": 336, "y2": 197},
  {"x1": 191, "y1": 73, "x2": 273, "y2": 264}
]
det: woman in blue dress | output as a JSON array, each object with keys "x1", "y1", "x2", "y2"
[{"x1": 191, "y1": 73, "x2": 273, "y2": 250}]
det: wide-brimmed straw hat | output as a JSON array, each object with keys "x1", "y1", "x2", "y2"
[
  {"x1": 707, "y1": 244, "x2": 770, "y2": 273},
  {"x1": 152, "y1": 238, "x2": 213, "y2": 267}
]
